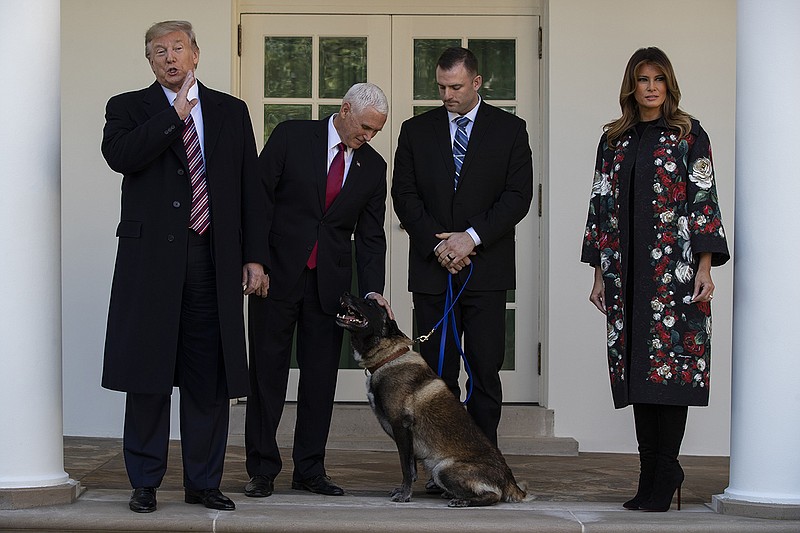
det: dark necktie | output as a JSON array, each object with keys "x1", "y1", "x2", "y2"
[
  {"x1": 307, "y1": 142, "x2": 346, "y2": 269},
  {"x1": 182, "y1": 114, "x2": 210, "y2": 234},
  {"x1": 452, "y1": 116, "x2": 470, "y2": 190}
]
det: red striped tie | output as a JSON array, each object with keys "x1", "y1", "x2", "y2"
[{"x1": 182, "y1": 114, "x2": 210, "y2": 235}]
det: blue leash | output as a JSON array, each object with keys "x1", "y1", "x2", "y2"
[{"x1": 414, "y1": 263, "x2": 474, "y2": 404}]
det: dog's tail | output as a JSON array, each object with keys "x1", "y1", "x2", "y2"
[{"x1": 503, "y1": 480, "x2": 533, "y2": 503}]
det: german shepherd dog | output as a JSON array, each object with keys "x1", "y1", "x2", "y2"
[{"x1": 336, "y1": 293, "x2": 527, "y2": 507}]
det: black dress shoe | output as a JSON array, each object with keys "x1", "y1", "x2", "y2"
[
  {"x1": 129, "y1": 487, "x2": 157, "y2": 513},
  {"x1": 244, "y1": 475, "x2": 274, "y2": 497},
  {"x1": 291, "y1": 474, "x2": 344, "y2": 496},
  {"x1": 184, "y1": 488, "x2": 236, "y2": 510}
]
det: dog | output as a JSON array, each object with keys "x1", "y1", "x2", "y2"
[{"x1": 336, "y1": 293, "x2": 528, "y2": 507}]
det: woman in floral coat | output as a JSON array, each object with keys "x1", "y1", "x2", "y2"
[{"x1": 581, "y1": 47, "x2": 729, "y2": 512}]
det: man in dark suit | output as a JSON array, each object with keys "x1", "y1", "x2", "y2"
[
  {"x1": 392, "y1": 47, "x2": 533, "y2": 453},
  {"x1": 101, "y1": 21, "x2": 267, "y2": 513},
  {"x1": 244, "y1": 83, "x2": 392, "y2": 498}
]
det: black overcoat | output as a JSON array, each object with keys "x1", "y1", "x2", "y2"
[
  {"x1": 582, "y1": 118, "x2": 729, "y2": 408},
  {"x1": 100, "y1": 81, "x2": 264, "y2": 397}
]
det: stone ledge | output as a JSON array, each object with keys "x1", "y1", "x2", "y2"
[
  {"x1": 711, "y1": 494, "x2": 800, "y2": 520},
  {"x1": 0, "y1": 479, "x2": 84, "y2": 510}
]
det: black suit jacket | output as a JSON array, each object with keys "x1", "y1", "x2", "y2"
[
  {"x1": 256, "y1": 118, "x2": 387, "y2": 315},
  {"x1": 101, "y1": 81, "x2": 264, "y2": 397},
  {"x1": 392, "y1": 102, "x2": 533, "y2": 294}
]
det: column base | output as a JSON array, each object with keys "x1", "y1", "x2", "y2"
[
  {"x1": 0, "y1": 479, "x2": 84, "y2": 510},
  {"x1": 712, "y1": 493, "x2": 800, "y2": 520}
]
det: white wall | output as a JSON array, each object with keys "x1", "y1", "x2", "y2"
[
  {"x1": 546, "y1": 0, "x2": 736, "y2": 454},
  {"x1": 61, "y1": 0, "x2": 233, "y2": 437}
]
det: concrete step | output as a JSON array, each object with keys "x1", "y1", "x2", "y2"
[{"x1": 229, "y1": 402, "x2": 578, "y2": 456}]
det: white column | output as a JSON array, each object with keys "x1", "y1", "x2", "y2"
[
  {"x1": 0, "y1": 0, "x2": 69, "y2": 490},
  {"x1": 712, "y1": 0, "x2": 800, "y2": 519}
]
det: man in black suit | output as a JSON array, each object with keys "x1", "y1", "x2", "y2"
[
  {"x1": 244, "y1": 83, "x2": 392, "y2": 498},
  {"x1": 392, "y1": 47, "x2": 533, "y2": 452},
  {"x1": 101, "y1": 21, "x2": 267, "y2": 513}
]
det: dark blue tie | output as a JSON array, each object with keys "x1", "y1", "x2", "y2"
[{"x1": 452, "y1": 116, "x2": 470, "y2": 190}]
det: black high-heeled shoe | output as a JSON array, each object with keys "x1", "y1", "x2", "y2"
[
  {"x1": 640, "y1": 467, "x2": 684, "y2": 512},
  {"x1": 623, "y1": 469, "x2": 655, "y2": 510}
]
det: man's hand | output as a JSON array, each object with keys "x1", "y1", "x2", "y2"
[
  {"x1": 434, "y1": 232, "x2": 476, "y2": 274},
  {"x1": 174, "y1": 70, "x2": 198, "y2": 121},
  {"x1": 367, "y1": 293, "x2": 395, "y2": 320},
  {"x1": 242, "y1": 263, "x2": 269, "y2": 298}
]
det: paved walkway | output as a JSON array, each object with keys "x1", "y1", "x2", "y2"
[{"x1": 1, "y1": 437, "x2": 798, "y2": 532}]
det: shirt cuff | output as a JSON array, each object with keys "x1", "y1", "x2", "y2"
[{"x1": 466, "y1": 227, "x2": 481, "y2": 247}]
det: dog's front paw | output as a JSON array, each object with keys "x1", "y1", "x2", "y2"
[{"x1": 390, "y1": 487, "x2": 412, "y2": 502}]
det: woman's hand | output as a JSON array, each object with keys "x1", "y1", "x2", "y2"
[
  {"x1": 692, "y1": 252, "x2": 715, "y2": 303},
  {"x1": 589, "y1": 266, "x2": 606, "y2": 314}
]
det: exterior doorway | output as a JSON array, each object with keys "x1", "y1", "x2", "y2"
[{"x1": 239, "y1": 11, "x2": 541, "y2": 402}]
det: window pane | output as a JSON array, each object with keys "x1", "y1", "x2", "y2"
[
  {"x1": 468, "y1": 39, "x2": 516, "y2": 100},
  {"x1": 319, "y1": 104, "x2": 341, "y2": 119},
  {"x1": 413, "y1": 105, "x2": 440, "y2": 116},
  {"x1": 264, "y1": 37, "x2": 312, "y2": 98},
  {"x1": 264, "y1": 104, "x2": 312, "y2": 142},
  {"x1": 413, "y1": 38, "x2": 460, "y2": 100},
  {"x1": 319, "y1": 37, "x2": 367, "y2": 99}
]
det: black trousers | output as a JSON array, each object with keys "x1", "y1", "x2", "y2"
[
  {"x1": 123, "y1": 230, "x2": 230, "y2": 490},
  {"x1": 413, "y1": 287, "x2": 506, "y2": 446},
  {"x1": 245, "y1": 268, "x2": 343, "y2": 481}
]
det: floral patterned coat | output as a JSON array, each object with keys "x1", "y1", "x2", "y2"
[{"x1": 581, "y1": 118, "x2": 729, "y2": 408}]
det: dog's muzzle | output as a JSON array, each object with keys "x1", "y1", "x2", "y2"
[{"x1": 335, "y1": 304, "x2": 368, "y2": 328}]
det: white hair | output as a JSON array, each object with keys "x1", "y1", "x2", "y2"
[{"x1": 343, "y1": 83, "x2": 388, "y2": 115}]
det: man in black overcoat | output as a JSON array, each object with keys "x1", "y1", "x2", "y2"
[{"x1": 101, "y1": 20, "x2": 267, "y2": 513}]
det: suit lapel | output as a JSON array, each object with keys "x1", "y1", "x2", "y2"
[
  {"x1": 198, "y1": 82, "x2": 223, "y2": 164},
  {"x1": 329, "y1": 146, "x2": 363, "y2": 213},
  {"x1": 434, "y1": 107, "x2": 457, "y2": 181},
  {"x1": 458, "y1": 101, "x2": 494, "y2": 184},
  {"x1": 313, "y1": 119, "x2": 330, "y2": 213}
]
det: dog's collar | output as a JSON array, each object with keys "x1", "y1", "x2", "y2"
[{"x1": 365, "y1": 346, "x2": 410, "y2": 374}]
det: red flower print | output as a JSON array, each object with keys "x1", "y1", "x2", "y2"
[
  {"x1": 670, "y1": 183, "x2": 686, "y2": 202},
  {"x1": 683, "y1": 331, "x2": 706, "y2": 356},
  {"x1": 696, "y1": 300, "x2": 711, "y2": 315}
]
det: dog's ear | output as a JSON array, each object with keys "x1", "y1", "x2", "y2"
[{"x1": 386, "y1": 318, "x2": 405, "y2": 339}]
